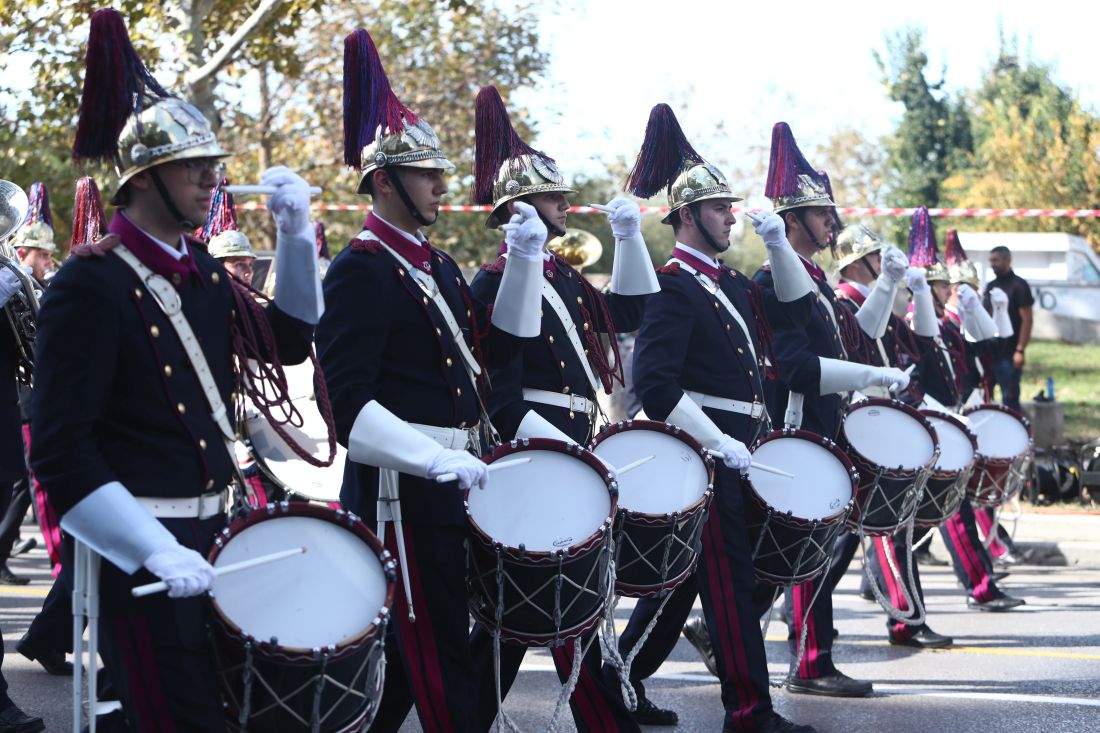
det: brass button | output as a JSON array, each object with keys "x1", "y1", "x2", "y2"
[
  {"x1": 206, "y1": 479, "x2": 215, "y2": 490},
  {"x1": 455, "y1": 277, "x2": 461, "y2": 285},
  {"x1": 422, "y1": 296, "x2": 429, "y2": 306},
  {"x1": 466, "y1": 309, "x2": 471, "y2": 318},
  {"x1": 540, "y1": 310, "x2": 545, "y2": 318},
  {"x1": 726, "y1": 324, "x2": 731, "y2": 331},
  {"x1": 456, "y1": 387, "x2": 462, "y2": 396},
  {"x1": 398, "y1": 268, "x2": 406, "y2": 276},
  {"x1": 199, "y1": 439, "x2": 207, "y2": 450},
  {"x1": 577, "y1": 296, "x2": 583, "y2": 304},
  {"x1": 164, "y1": 365, "x2": 173, "y2": 377},
  {"x1": 211, "y1": 272, "x2": 220, "y2": 284},
  {"x1": 583, "y1": 322, "x2": 589, "y2": 331},
  {"x1": 177, "y1": 402, "x2": 186, "y2": 414},
  {"x1": 549, "y1": 335, "x2": 555, "y2": 344},
  {"x1": 150, "y1": 325, "x2": 160, "y2": 337},
  {"x1": 714, "y1": 302, "x2": 720, "y2": 309},
  {"x1": 171, "y1": 273, "x2": 182, "y2": 285},
  {"x1": 754, "y1": 393, "x2": 760, "y2": 400},
  {"x1": 459, "y1": 421, "x2": 467, "y2": 428},
  {"x1": 436, "y1": 327, "x2": 443, "y2": 336},
  {"x1": 559, "y1": 360, "x2": 566, "y2": 369},
  {"x1": 231, "y1": 309, "x2": 236, "y2": 317},
  {"x1": 446, "y1": 357, "x2": 453, "y2": 367},
  {"x1": 134, "y1": 288, "x2": 143, "y2": 299},
  {"x1": 749, "y1": 370, "x2": 754, "y2": 377},
  {"x1": 568, "y1": 410, "x2": 575, "y2": 419},
  {"x1": 563, "y1": 386, "x2": 571, "y2": 394},
  {"x1": 737, "y1": 347, "x2": 744, "y2": 354}
]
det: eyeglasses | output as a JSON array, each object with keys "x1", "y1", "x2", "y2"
[{"x1": 174, "y1": 158, "x2": 227, "y2": 185}]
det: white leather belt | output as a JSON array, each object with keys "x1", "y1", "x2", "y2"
[
  {"x1": 522, "y1": 387, "x2": 595, "y2": 415},
  {"x1": 411, "y1": 422, "x2": 479, "y2": 451},
  {"x1": 685, "y1": 390, "x2": 765, "y2": 420},
  {"x1": 136, "y1": 489, "x2": 228, "y2": 520}
]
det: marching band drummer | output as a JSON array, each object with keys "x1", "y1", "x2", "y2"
[
  {"x1": 611, "y1": 103, "x2": 816, "y2": 733},
  {"x1": 29, "y1": 9, "x2": 322, "y2": 730},
  {"x1": 905, "y1": 208, "x2": 1026, "y2": 613},
  {"x1": 316, "y1": 32, "x2": 538, "y2": 733},
  {"x1": 828, "y1": 223, "x2": 954, "y2": 650},
  {"x1": 745, "y1": 123, "x2": 908, "y2": 698},
  {"x1": 200, "y1": 177, "x2": 258, "y2": 284},
  {"x1": 465, "y1": 86, "x2": 655, "y2": 733}
]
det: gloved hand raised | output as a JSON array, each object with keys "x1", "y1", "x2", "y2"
[
  {"x1": 716, "y1": 435, "x2": 752, "y2": 471},
  {"x1": 905, "y1": 267, "x2": 929, "y2": 293},
  {"x1": 427, "y1": 449, "x2": 489, "y2": 491},
  {"x1": 880, "y1": 247, "x2": 909, "y2": 283},
  {"x1": 745, "y1": 210, "x2": 789, "y2": 250},
  {"x1": 502, "y1": 201, "x2": 547, "y2": 261},
  {"x1": 957, "y1": 283, "x2": 981, "y2": 311},
  {"x1": 875, "y1": 366, "x2": 910, "y2": 392},
  {"x1": 601, "y1": 197, "x2": 641, "y2": 239},
  {"x1": 0, "y1": 266, "x2": 30, "y2": 307},
  {"x1": 143, "y1": 543, "x2": 216, "y2": 598},
  {"x1": 262, "y1": 166, "x2": 313, "y2": 235}
]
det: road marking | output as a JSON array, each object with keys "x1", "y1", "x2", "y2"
[
  {"x1": 840, "y1": 639, "x2": 1100, "y2": 661},
  {"x1": 0, "y1": 587, "x2": 49, "y2": 598}
]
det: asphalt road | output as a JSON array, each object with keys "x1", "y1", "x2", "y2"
[{"x1": 2, "y1": 539, "x2": 1098, "y2": 732}]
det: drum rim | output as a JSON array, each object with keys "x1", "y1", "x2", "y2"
[
  {"x1": 748, "y1": 428, "x2": 859, "y2": 524},
  {"x1": 242, "y1": 404, "x2": 345, "y2": 502},
  {"x1": 590, "y1": 419, "x2": 716, "y2": 520},
  {"x1": 464, "y1": 438, "x2": 617, "y2": 560},
  {"x1": 208, "y1": 502, "x2": 396, "y2": 660},
  {"x1": 919, "y1": 409, "x2": 979, "y2": 479},
  {"x1": 961, "y1": 403, "x2": 1035, "y2": 462},
  {"x1": 841, "y1": 398, "x2": 940, "y2": 475}
]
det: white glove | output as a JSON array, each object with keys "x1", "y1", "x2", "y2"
[
  {"x1": 875, "y1": 366, "x2": 910, "y2": 392},
  {"x1": 819, "y1": 358, "x2": 910, "y2": 394},
  {"x1": 427, "y1": 449, "x2": 489, "y2": 491},
  {"x1": 502, "y1": 201, "x2": 547, "y2": 261},
  {"x1": 905, "y1": 267, "x2": 929, "y2": 293},
  {"x1": 990, "y1": 287, "x2": 1014, "y2": 337},
  {"x1": 602, "y1": 197, "x2": 641, "y2": 239},
  {"x1": 716, "y1": 435, "x2": 752, "y2": 471},
  {"x1": 880, "y1": 247, "x2": 908, "y2": 284},
  {"x1": 0, "y1": 266, "x2": 27, "y2": 307},
  {"x1": 143, "y1": 543, "x2": 216, "y2": 598},
  {"x1": 989, "y1": 287, "x2": 1009, "y2": 309},
  {"x1": 748, "y1": 210, "x2": 789, "y2": 250},
  {"x1": 957, "y1": 283, "x2": 981, "y2": 311},
  {"x1": 262, "y1": 166, "x2": 313, "y2": 235}
]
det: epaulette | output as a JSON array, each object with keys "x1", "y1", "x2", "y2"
[
  {"x1": 657, "y1": 262, "x2": 682, "y2": 274},
  {"x1": 70, "y1": 233, "x2": 120, "y2": 258},
  {"x1": 349, "y1": 237, "x2": 382, "y2": 254},
  {"x1": 480, "y1": 255, "x2": 506, "y2": 273},
  {"x1": 185, "y1": 233, "x2": 209, "y2": 253}
]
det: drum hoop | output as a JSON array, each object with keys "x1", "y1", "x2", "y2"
[
  {"x1": 750, "y1": 428, "x2": 860, "y2": 521},
  {"x1": 242, "y1": 410, "x2": 343, "y2": 500},
  {"x1": 842, "y1": 398, "x2": 940, "y2": 475},
  {"x1": 208, "y1": 502, "x2": 396, "y2": 661},
  {"x1": 963, "y1": 403, "x2": 1035, "y2": 461},
  {"x1": 961, "y1": 402, "x2": 1033, "y2": 432},
  {"x1": 464, "y1": 439, "x2": 618, "y2": 560},
  {"x1": 616, "y1": 487, "x2": 713, "y2": 523}
]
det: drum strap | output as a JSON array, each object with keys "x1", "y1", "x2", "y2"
[{"x1": 874, "y1": 337, "x2": 891, "y2": 368}]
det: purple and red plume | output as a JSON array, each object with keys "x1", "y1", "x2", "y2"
[
  {"x1": 198, "y1": 177, "x2": 239, "y2": 240},
  {"x1": 315, "y1": 221, "x2": 330, "y2": 260},
  {"x1": 906, "y1": 206, "x2": 940, "y2": 267},
  {"x1": 625, "y1": 103, "x2": 702, "y2": 199},
  {"x1": 764, "y1": 122, "x2": 823, "y2": 198},
  {"x1": 70, "y1": 177, "x2": 109, "y2": 248},
  {"x1": 72, "y1": 8, "x2": 171, "y2": 164},
  {"x1": 342, "y1": 28, "x2": 418, "y2": 169},
  {"x1": 943, "y1": 228, "x2": 969, "y2": 265},
  {"x1": 472, "y1": 85, "x2": 546, "y2": 205},
  {"x1": 24, "y1": 182, "x2": 53, "y2": 229}
]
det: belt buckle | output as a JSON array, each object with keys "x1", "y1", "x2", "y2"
[{"x1": 750, "y1": 402, "x2": 764, "y2": 419}]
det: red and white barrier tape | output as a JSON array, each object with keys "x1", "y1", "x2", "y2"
[{"x1": 235, "y1": 203, "x2": 1100, "y2": 218}]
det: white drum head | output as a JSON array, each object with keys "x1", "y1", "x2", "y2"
[
  {"x1": 592, "y1": 430, "x2": 707, "y2": 515},
  {"x1": 467, "y1": 449, "x2": 611, "y2": 551},
  {"x1": 925, "y1": 415, "x2": 975, "y2": 472},
  {"x1": 750, "y1": 438, "x2": 851, "y2": 519},
  {"x1": 246, "y1": 393, "x2": 345, "y2": 503},
  {"x1": 844, "y1": 404, "x2": 935, "y2": 469},
  {"x1": 966, "y1": 408, "x2": 1030, "y2": 458},
  {"x1": 212, "y1": 516, "x2": 386, "y2": 650}
]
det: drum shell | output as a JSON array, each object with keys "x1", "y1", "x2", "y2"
[
  {"x1": 963, "y1": 404, "x2": 1034, "y2": 507},
  {"x1": 744, "y1": 430, "x2": 856, "y2": 585},
  {"x1": 914, "y1": 410, "x2": 976, "y2": 528},
  {"x1": 590, "y1": 420, "x2": 715, "y2": 598},
  {"x1": 465, "y1": 440, "x2": 616, "y2": 646},
  {"x1": 839, "y1": 399, "x2": 937, "y2": 536},
  {"x1": 209, "y1": 503, "x2": 393, "y2": 732}
]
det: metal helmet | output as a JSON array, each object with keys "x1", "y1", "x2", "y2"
[
  {"x1": 343, "y1": 29, "x2": 453, "y2": 196},
  {"x1": 907, "y1": 205, "x2": 949, "y2": 283},
  {"x1": 943, "y1": 228, "x2": 979, "y2": 288},
  {"x1": 834, "y1": 224, "x2": 884, "y2": 272},
  {"x1": 765, "y1": 122, "x2": 836, "y2": 214},
  {"x1": 208, "y1": 230, "x2": 254, "y2": 260},
  {"x1": 473, "y1": 86, "x2": 574, "y2": 228},
  {"x1": 71, "y1": 10, "x2": 229, "y2": 205},
  {"x1": 199, "y1": 178, "x2": 253, "y2": 260},
  {"x1": 625, "y1": 103, "x2": 741, "y2": 225},
  {"x1": 11, "y1": 182, "x2": 57, "y2": 252}
]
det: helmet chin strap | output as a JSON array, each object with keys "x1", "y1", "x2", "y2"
[
  {"x1": 386, "y1": 168, "x2": 434, "y2": 228},
  {"x1": 688, "y1": 203, "x2": 729, "y2": 255},
  {"x1": 861, "y1": 255, "x2": 880, "y2": 281},
  {"x1": 149, "y1": 169, "x2": 199, "y2": 231},
  {"x1": 792, "y1": 208, "x2": 833, "y2": 252},
  {"x1": 535, "y1": 208, "x2": 566, "y2": 239}
]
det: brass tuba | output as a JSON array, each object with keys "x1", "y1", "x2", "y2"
[
  {"x1": 0, "y1": 180, "x2": 41, "y2": 385},
  {"x1": 548, "y1": 228, "x2": 603, "y2": 271}
]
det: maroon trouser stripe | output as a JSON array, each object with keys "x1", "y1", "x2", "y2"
[
  {"x1": 550, "y1": 640, "x2": 615, "y2": 732},
  {"x1": 876, "y1": 537, "x2": 912, "y2": 638},
  {"x1": 792, "y1": 580, "x2": 820, "y2": 678},
  {"x1": 387, "y1": 525, "x2": 455, "y2": 733},
  {"x1": 701, "y1": 509, "x2": 759, "y2": 728},
  {"x1": 112, "y1": 615, "x2": 177, "y2": 732},
  {"x1": 945, "y1": 515, "x2": 994, "y2": 602},
  {"x1": 974, "y1": 508, "x2": 1006, "y2": 558}
]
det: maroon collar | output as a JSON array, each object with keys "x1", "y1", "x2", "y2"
[
  {"x1": 835, "y1": 281, "x2": 866, "y2": 305},
  {"x1": 364, "y1": 213, "x2": 433, "y2": 274},
  {"x1": 108, "y1": 212, "x2": 203, "y2": 287},
  {"x1": 672, "y1": 245, "x2": 722, "y2": 283},
  {"x1": 799, "y1": 254, "x2": 827, "y2": 283},
  {"x1": 498, "y1": 240, "x2": 557, "y2": 280}
]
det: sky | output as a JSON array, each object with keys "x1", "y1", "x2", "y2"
[{"x1": 513, "y1": 0, "x2": 1100, "y2": 180}]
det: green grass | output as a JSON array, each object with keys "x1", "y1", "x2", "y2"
[{"x1": 1019, "y1": 341, "x2": 1100, "y2": 442}]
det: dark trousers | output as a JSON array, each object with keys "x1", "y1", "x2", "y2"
[
  {"x1": 991, "y1": 354, "x2": 1023, "y2": 411},
  {"x1": 614, "y1": 467, "x2": 774, "y2": 732},
  {"x1": 469, "y1": 624, "x2": 639, "y2": 733},
  {"x1": 25, "y1": 535, "x2": 74, "y2": 654},
  {"x1": 926, "y1": 501, "x2": 1001, "y2": 603},
  {"x1": 368, "y1": 523, "x2": 477, "y2": 733},
  {"x1": 0, "y1": 471, "x2": 32, "y2": 562},
  {"x1": 0, "y1": 476, "x2": 12, "y2": 705},
  {"x1": 833, "y1": 528, "x2": 933, "y2": 639},
  {"x1": 96, "y1": 514, "x2": 225, "y2": 732}
]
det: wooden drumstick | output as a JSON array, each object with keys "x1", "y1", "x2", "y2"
[
  {"x1": 224, "y1": 185, "x2": 323, "y2": 196},
  {"x1": 131, "y1": 546, "x2": 307, "y2": 598},
  {"x1": 586, "y1": 202, "x2": 615, "y2": 213},
  {"x1": 434, "y1": 456, "x2": 532, "y2": 484},
  {"x1": 706, "y1": 450, "x2": 795, "y2": 478}
]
